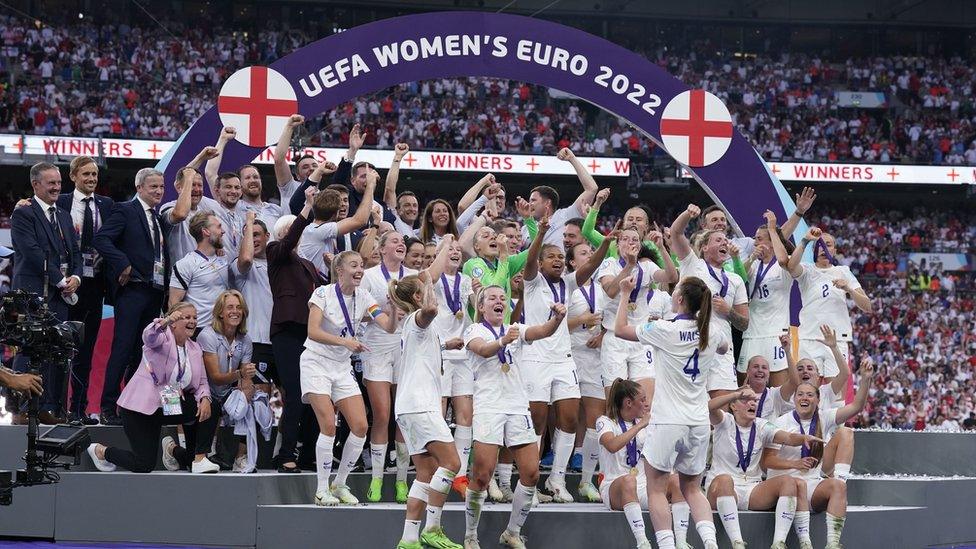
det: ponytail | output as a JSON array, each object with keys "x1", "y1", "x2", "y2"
[
  {"x1": 677, "y1": 276, "x2": 712, "y2": 350},
  {"x1": 388, "y1": 274, "x2": 424, "y2": 314},
  {"x1": 605, "y1": 377, "x2": 641, "y2": 420}
]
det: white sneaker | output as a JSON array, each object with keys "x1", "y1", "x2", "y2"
[
  {"x1": 161, "y1": 436, "x2": 180, "y2": 471},
  {"x1": 545, "y1": 477, "x2": 574, "y2": 503},
  {"x1": 191, "y1": 456, "x2": 219, "y2": 474},
  {"x1": 732, "y1": 542, "x2": 748, "y2": 549},
  {"x1": 705, "y1": 542, "x2": 720, "y2": 549},
  {"x1": 488, "y1": 478, "x2": 505, "y2": 502},
  {"x1": 637, "y1": 541, "x2": 652, "y2": 549},
  {"x1": 771, "y1": 542, "x2": 787, "y2": 549},
  {"x1": 824, "y1": 544, "x2": 844, "y2": 549},
  {"x1": 331, "y1": 483, "x2": 360, "y2": 504},
  {"x1": 677, "y1": 542, "x2": 694, "y2": 549},
  {"x1": 463, "y1": 536, "x2": 481, "y2": 549},
  {"x1": 500, "y1": 484, "x2": 517, "y2": 502},
  {"x1": 87, "y1": 443, "x2": 116, "y2": 472},
  {"x1": 315, "y1": 489, "x2": 340, "y2": 506},
  {"x1": 533, "y1": 490, "x2": 553, "y2": 505},
  {"x1": 578, "y1": 481, "x2": 602, "y2": 502},
  {"x1": 799, "y1": 541, "x2": 814, "y2": 549},
  {"x1": 498, "y1": 529, "x2": 526, "y2": 548}
]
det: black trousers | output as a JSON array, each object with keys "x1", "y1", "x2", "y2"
[
  {"x1": 101, "y1": 284, "x2": 163, "y2": 415},
  {"x1": 68, "y1": 273, "x2": 106, "y2": 416},
  {"x1": 105, "y1": 394, "x2": 218, "y2": 473},
  {"x1": 271, "y1": 322, "x2": 319, "y2": 464}
]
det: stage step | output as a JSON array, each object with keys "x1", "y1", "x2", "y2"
[{"x1": 255, "y1": 502, "x2": 926, "y2": 549}]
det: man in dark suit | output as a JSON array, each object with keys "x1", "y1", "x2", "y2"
[
  {"x1": 10, "y1": 162, "x2": 83, "y2": 424},
  {"x1": 93, "y1": 168, "x2": 170, "y2": 425},
  {"x1": 57, "y1": 156, "x2": 115, "y2": 425}
]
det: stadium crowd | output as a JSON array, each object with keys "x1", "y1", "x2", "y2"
[{"x1": 2, "y1": 13, "x2": 976, "y2": 165}]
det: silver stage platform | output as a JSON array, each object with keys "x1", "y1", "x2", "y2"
[{"x1": 1, "y1": 426, "x2": 975, "y2": 548}]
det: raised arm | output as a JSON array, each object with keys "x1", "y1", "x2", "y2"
[
  {"x1": 557, "y1": 148, "x2": 598, "y2": 214},
  {"x1": 836, "y1": 359, "x2": 875, "y2": 424},
  {"x1": 670, "y1": 204, "x2": 700, "y2": 261},
  {"x1": 274, "y1": 115, "x2": 304, "y2": 187},
  {"x1": 383, "y1": 143, "x2": 409, "y2": 210},
  {"x1": 777, "y1": 333, "x2": 800, "y2": 401},
  {"x1": 708, "y1": 388, "x2": 757, "y2": 425},
  {"x1": 581, "y1": 188, "x2": 610, "y2": 249},
  {"x1": 772, "y1": 429, "x2": 824, "y2": 449},
  {"x1": 764, "y1": 210, "x2": 791, "y2": 268},
  {"x1": 167, "y1": 161, "x2": 204, "y2": 224},
  {"x1": 459, "y1": 173, "x2": 494, "y2": 214},
  {"x1": 780, "y1": 186, "x2": 816, "y2": 237},
  {"x1": 204, "y1": 127, "x2": 236, "y2": 195},
  {"x1": 524, "y1": 303, "x2": 567, "y2": 341},
  {"x1": 821, "y1": 325, "x2": 851, "y2": 394},
  {"x1": 237, "y1": 211, "x2": 256, "y2": 274},
  {"x1": 787, "y1": 227, "x2": 821, "y2": 277},
  {"x1": 613, "y1": 275, "x2": 638, "y2": 341},
  {"x1": 574, "y1": 221, "x2": 615, "y2": 286},
  {"x1": 601, "y1": 247, "x2": 636, "y2": 299},
  {"x1": 414, "y1": 278, "x2": 440, "y2": 329},
  {"x1": 458, "y1": 211, "x2": 489, "y2": 259},
  {"x1": 648, "y1": 231, "x2": 678, "y2": 285},
  {"x1": 522, "y1": 215, "x2": 549, "y2": 282},
  {"x1": 421, "y1": 234, "x2": 455, "y2": 282}
]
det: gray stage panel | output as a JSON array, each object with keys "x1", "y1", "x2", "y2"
[
  {"x1": 255, "y1": 502, "x2": 926, "y2": 549},
  {"x1": 0, "y1": 481, "x2": 56, "y2": 539},
  {"x1": 852, "y1": 430, "x2": 976, "y2": 476}
]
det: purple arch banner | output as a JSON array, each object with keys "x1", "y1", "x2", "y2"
[{"x1": 157, "y1": 11, "x2": 799, "y2": 235}]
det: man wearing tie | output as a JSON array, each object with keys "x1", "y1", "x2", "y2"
[
  {"x1": 10, "y1": 162, "x2": 83, "y2": 424},
  {"x1": 57, "y1": 156, "x2": 115, "y2": 425},
  {"x1": 93, "y1": 168, "x2": 171, "y2": 426}
]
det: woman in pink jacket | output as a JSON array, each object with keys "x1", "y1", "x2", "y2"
[{"x1": 87, "y1": 302, "x2": 215, "y2": 473}]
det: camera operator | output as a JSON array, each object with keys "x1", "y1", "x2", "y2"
[
  {"x1": 86, "y1": 302, "x2": 215, "y2": 473},
  {"x1": 10, "y1": 162, "x2": 82, "y2": 424},
  {"x1": 0, "y1": 366, "x2": 43, "y2": 396}
]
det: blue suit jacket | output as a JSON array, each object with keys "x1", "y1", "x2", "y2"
[
  {"x1": 10, "y1": 198, "x2": 83, "y2": 309},
  {"x1": 56, "y1": 191, "x2": 116, "y2": 243},
  {"x1": 93, "y1": 198, "x2": 171, "y2": 295}
]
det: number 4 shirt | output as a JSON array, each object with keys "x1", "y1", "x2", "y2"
[{"x1": 636, "y1": 318, "x2": 728, "y2": 426}]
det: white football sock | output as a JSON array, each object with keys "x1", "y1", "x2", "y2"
[
  {"x1": 395, "y1": 441, "x2": 409, "y2": 482},
  {"x1": 496, "y1": 463, "x2": 514, "y2": 489},
  {"x1": 671, "y1": 501, "x2": 690, "y2": 543},
  {"x1": 550, "y1": 429, "x2": 575, "y2": 481},
  {"x1": 464, "y1": 489, "x2": 487, "y2": 538},
  {"x1": 716, "y1": 496, "x2": 742, "y2": 542},
  {"x1": 623, "y1": 501, "x2": 648, "y2": 543},
  {"x1": 581, "y1": 428, "x2": 600, "y2": 483},
  {"x1": 370, "y1": 443, "x2": 386, "y2": 480},
  {"x1": 426, "y1": 503, "x2": 443, "y2": 530},
  {"x1": 334, "y1": 433, "x2": 365, "y2": 487},
  {"x1": 401, "y1": 519, "x2": 421, "y2": 543},
  {"x1": 506, "y1": 482, "x2": 536, "y2": 535},
  {"x1": 834, "y1": 463, "x2": 852, "y2": 482},
  {"x1": 773, "y1": 496, "x2": 796, "y2": 543},
  {"x1": 315, "y1": 433, "x2": 335, "y2": 494},
  {"x1": 655, "y1": 530, "x2": 676, "y2": 549},
  {"x1": 454, "y1": 425, "x2": 473, "y2": 477},
  {"x1": 695, "y1": 519, "x2": 717, "y2": 546},
  {"x1": 794, "y1": 510, "x2": 812, "y2": 544},
  {"x1": 826, "y1": 512, "x2": 846, "y2": 545}
]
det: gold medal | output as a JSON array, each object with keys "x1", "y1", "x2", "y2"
[
  {"x1": 501, "y1": 363, "x2": 510, "y2": 373},
  {"x1": 627, "y1": 302, "x2": 637, "y2": 312},
  {"x1": 455, "y1": 310, "x2": 464, "y2": 320},
  {"x1": 630, "y1": 467, "x2": 639, "y2": 476}
]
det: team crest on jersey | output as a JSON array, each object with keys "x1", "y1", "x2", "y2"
[
  {"x1": 472, "y1": 266, "x2": 485, "y2": 278},
  {"x1": 315, "y1": 286, "x2": 327, "y2": 297}
]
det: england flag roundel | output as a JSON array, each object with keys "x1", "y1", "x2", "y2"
[
  {"x1": 659, "y1": 89, "x2": 733, "y2": 168},
  {"x1": 217, "y1": 66, "x2": 298, "y2": 148}
]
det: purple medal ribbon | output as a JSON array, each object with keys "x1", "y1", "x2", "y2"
[
  {"x1": 706, "y1": 262, "x2": 729, "y2": 297},
  {"x1": 814, "y1": 237, "x2": 838, "y2": 266},
  {"x1": 510, "y1": 299, "x2": 524, "y2": 323},
  {"x1": 670, "y1": 313, "x2": 695, "y2": 322},
  {"x1": 793, "y1": 410, "x2": 818, "y2": 458},
  {"x1": 335, "y1": 284, "x2": 356, "y2": 337},
  {"x1": 580, "y1": 279, "x2": 596, "y2": 314},
  {"x1": 441, "y1": 273, "x2": 461, "y2": 314},
  {"x1": 645, "y1": 287, "x2": 654, "y2": 304},
  {"x1": 735, "y1": 422, "x2": 758, "y2": 472},
  {"x1": 381, "y1": 263, "x2": 404, "y2": 281},
  {"x1": 749, "y1": 258, "x2": 775, "y2": 299},
  {"x1": 618, "y1": 418, "x2": 639, "y2": 467},
  {"x1": 756, "y1": 387, "x2": 768, "y2": 417},
  {"x1": 546, "y1": 277, "x2": 566, "y2": 305},
  {"x1": 617, "y1": 259, "x2": 644, "y2": 307},
  {"x1": 482, "y1": 321, "x2": 508, "y2": 364}
]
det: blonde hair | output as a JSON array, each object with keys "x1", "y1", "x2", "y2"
[
  {"x1": 211, "y1": 290, "x2": 249, "y2": 335},
  {"x1": 167, "y1": 301, "x2": 196, "y2": 316},
  {"x1": 473, "y1": 284, "x2": 504, "y2": 323},
  {"x1": 388, "y1": 274, "x2": 425, "y2": 314},
  {"x1": 330, "y1": 250, "x2": 362, "y2": 283}
]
